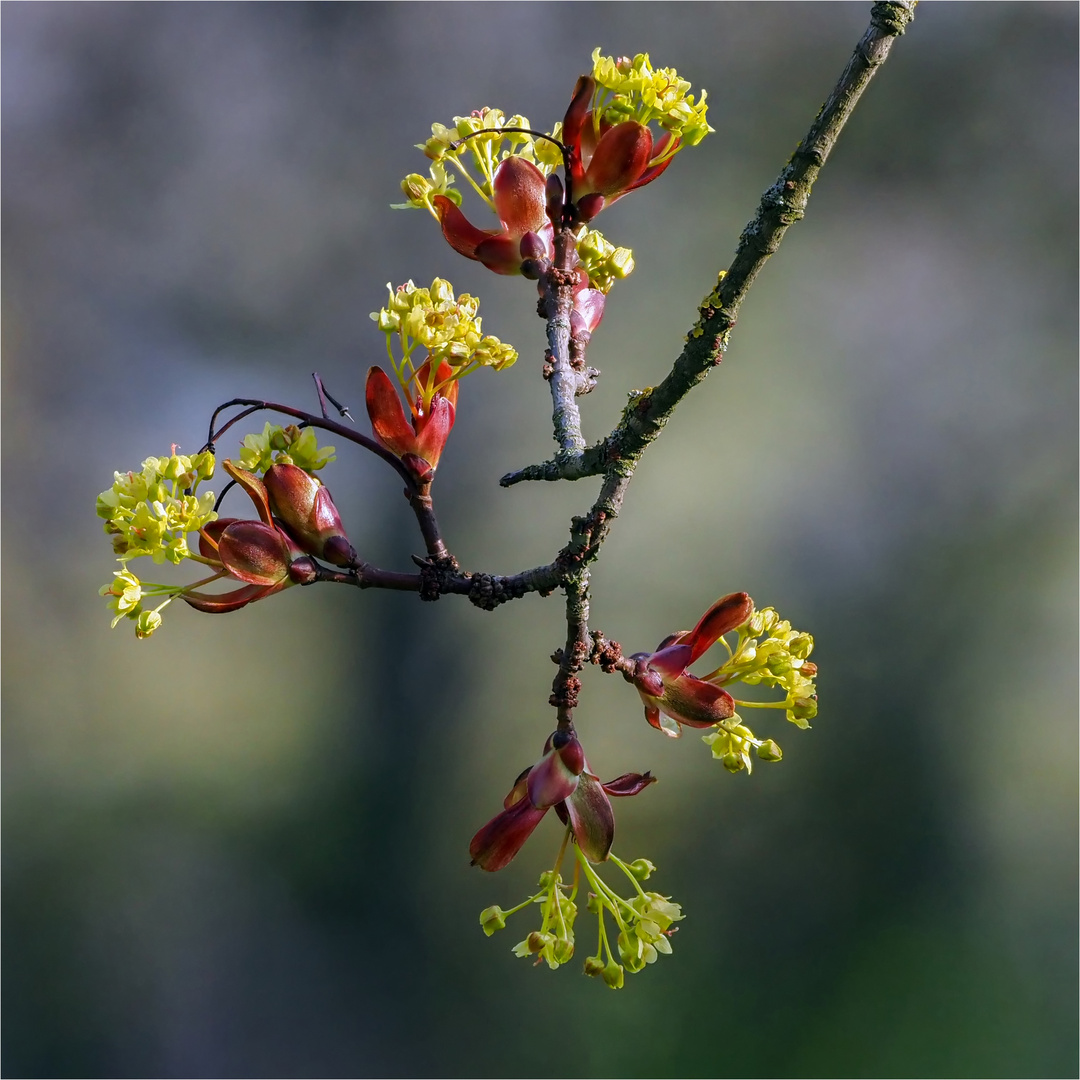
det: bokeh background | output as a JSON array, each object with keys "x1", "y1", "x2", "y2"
[{"x1": 3, "y1": 4, "x2": 1076, "y2": 1077}]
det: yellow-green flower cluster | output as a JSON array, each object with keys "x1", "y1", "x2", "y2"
[
  {"x1": 481, "y1": 844, "x2": 681, "y2": 989},
  {"x1": 698, "y1": 605, "x2": 818, "y2": 773},
  {"x1": 372, "y1": 278, "x2": 517, "y2": 404},
  {"x1": 396, "y1": 108, "x2": 561, "y2": 216},
  {"x1": 576, "y1": 227, "x2": 635, "y2": 294},
  {"x1": 237, "y1": 423, "x2": 335, "y2": 476},
  {"x1": 96, "y1": 450, "x2": 219, "y2": 638},
  {"x1": 590, "y1": 48, "x2": 713, "y2": 148},
  {"x1": 97, "y1": 451, "x2": 217, "y2": 565}
]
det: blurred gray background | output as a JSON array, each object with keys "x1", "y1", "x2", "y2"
[{"x1": 3, "y1": 3, "x2": 1076, "y2": 1077}]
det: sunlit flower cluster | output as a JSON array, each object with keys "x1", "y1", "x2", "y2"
[
  {"x1": 372, "y1": 278, "x2": 517, "y2": 393},
  {"x1": 397, "y1": 49, "x2": 709, "y2": 278},
  {"x1": 424, "y1": 109, "x2": 560, "y2": 192},
  {"x1": 97, "y1": 450, "x2": 219, "y2": 636},
  {"x1": 97, "y1": 451, "x2": 217, "y2": 566},
  {"x1": 707, "y1": 605, "x2": 819, "y2": 729},
  {"x1": 395, "y1": 108, "x2": 564, "y2": 220},
  {"x1": 590, "y1": 48, "x2": 713, "y2": 147}
]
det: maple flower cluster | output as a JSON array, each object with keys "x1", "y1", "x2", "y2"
[
  {"x1": 366, "y1": 278, "x2": 516, "y2": 483},
  {"x1": 471, "y1": 595, "x2": 816, "y2": 987},
  {"x1": 627, "y1": 592, "x2": 818, "y2": 770},
  {"x1": 97, "y1": 426, "x2": 353, "y2": 636},
  {"x1": 470, "y1": 730, "x2": 682, "y2": 988},
  {"x1": 396, "y1": 48, "x2": 710, "y2": 300}
]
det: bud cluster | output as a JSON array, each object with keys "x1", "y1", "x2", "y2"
[
  {"x1": 575, "y1": 227, "x2": 635, "y2": 294},
  {"x1": 237, "y1": 423, "x2": 336, "y2": 476}
]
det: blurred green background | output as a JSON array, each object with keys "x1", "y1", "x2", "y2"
[{"x1": 3, "y1": 4, "x2": 1076, "y2": 1077}]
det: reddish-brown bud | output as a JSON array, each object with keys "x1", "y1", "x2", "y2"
[
  {"x1": 216, "y1": 520, "x2": 292, "y2": 587},
  {"x1": 264, "y1": 463, "x2": 358, "y2": 568}
]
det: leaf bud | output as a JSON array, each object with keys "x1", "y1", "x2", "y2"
[
  {"x1": 264, "y1": 464, "x2": 358, "y2": 568},
  {"x1": 546, "y1": 173, "x2": 564, "y2": 223},
  {"x1": 217, "y1": 521, "x2": 292, "y2": 586},
  {"x1": 577, "y1": 193, "x2": 605, "y2": 222},
  {"x1": 519, "y1": 231, "x2": 548, "y2": 262},
  {"x1": 287, "y1": 556, "x2": 320, "y2": 586},
  {"x1": 520, "y1": 258, "x2": 548, "y2": 281}
]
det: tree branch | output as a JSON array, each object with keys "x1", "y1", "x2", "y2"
[
  {"x1": 234, "y1": 3, "x2": 917, "y2": 649},
  {"x1": 501, "y1": 0, "x2": 917, "y2": 487}
]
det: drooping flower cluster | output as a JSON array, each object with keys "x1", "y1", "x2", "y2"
[
  {"x1": 628, "y1": 593, "x2": 818, "y2": 772},
  {"x1": 366, "y1": 278, "x2": 517, "y2": 482},
  {"x1": 97, "y1": 429, "x2": 356, "y2": 637},
  {"x1": 480, "y1": 847, "x2": 681, "y2": 989},
  {"x1": 470, "y1": 731, "x2": 678, "y2": 987}
]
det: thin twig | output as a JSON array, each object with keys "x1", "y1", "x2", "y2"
[{"x1": 540, "y1": 228, "x2": 589, "y2": 459}]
